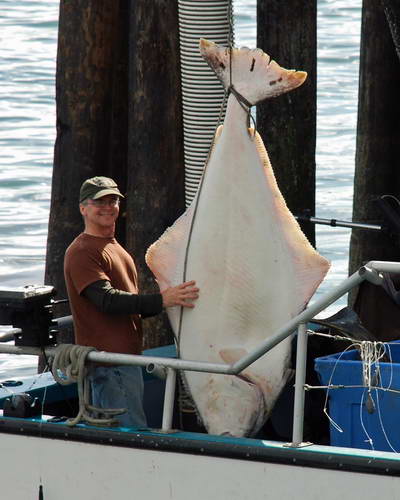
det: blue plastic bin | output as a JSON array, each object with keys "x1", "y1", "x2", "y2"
[{"x1": 314, "y1": 342, "x2": 400, "y2": 452}]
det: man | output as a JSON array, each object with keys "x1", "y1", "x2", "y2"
[{"x1": 64, "y1": 176, "x2": 199, "y2": 428}]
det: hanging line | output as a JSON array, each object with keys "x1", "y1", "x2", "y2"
[
  {"x1": 174, "y1": 93, "x2": 228, "y2": 349},
  {"x1": 227, "y1": 0, "x2": 256, "y2": 135},
  {"x1": 174, "y1": 0, "x2": 235, "y2": 425},
  {"x1": 175, "y1": 0, "x2": 234, "y2": 349},
  {"x1": 176, "y1": 0, "x2": 260, "y2": 349}
]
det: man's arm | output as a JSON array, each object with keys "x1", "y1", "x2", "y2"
[
  {"x1": 82, "y1": 280, "x2": 163, "y2": 317},
  {"x1": 82, "y1": 280, "x2": 199, "y2": 316}
]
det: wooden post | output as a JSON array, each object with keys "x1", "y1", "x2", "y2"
[
  {"x1": 257, "y1": 0, "x2": 317, "y2": 246},
  {"x1": 349, "y1": 0, "x2": 400, "y2": 330},
  {"x1": 349, "y1": 0, "x2": 400, "y2": 276},
  {"x1": 45, "y1": 0, "x2": 130, "y2": 311},
  {"x1": 127, "y1": 0, "x2": 184, "y2": 348},
  {"x1": 382, "y1": 0, "x2": 400, "y2": 60},
  {"x1": 46, "y1": 0, "x2": 183, "y2": 348}
]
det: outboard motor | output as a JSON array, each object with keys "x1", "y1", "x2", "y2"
[{"x1": 0, "y1": 285, "x2": 56, "y2": 347}]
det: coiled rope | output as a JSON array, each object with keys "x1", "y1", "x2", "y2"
[{"x1": 51, "y1": 344, "x2": 125, "y2": 427}]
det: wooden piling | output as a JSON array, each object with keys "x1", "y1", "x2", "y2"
[
  {"x1": 349, "y1": 0, "x2": 400, "y2": 275},
  {"x1": 257, "y1": 0, "x2": 317, "y2": 246},
  {"x1": 349, "y1": 0, "x2": 400, "y2": 329},
  {"x1": 45, "y1": 0, "x2": 184, "y2": 348},
  {"x1": 127, "y1": 0, "x2": 184, "y2": 348},
  {"x1": 45, "y1": 0, "x2": 130, "y2": 308},
  {"x1": 382, "y1": 0, "x2": 400, "y2": 60}
]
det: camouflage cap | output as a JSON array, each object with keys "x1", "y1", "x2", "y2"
[{"x1": 79, "y1": 176, "x2": 124, "y2": 203}]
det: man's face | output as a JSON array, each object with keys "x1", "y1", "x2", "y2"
[{"x1": 80, "y1": 194, "x2": 120, "y2": 229}]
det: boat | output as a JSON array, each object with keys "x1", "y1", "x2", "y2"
[{"x1": 0, "y1": 260, "x2": 399, "y2": 499}]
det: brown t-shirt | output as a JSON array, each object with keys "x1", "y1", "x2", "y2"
[{"x1": 64, "y1": 233, "x2": 143, "y2": 354}]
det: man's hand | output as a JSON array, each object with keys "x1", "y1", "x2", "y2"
[{"x1": 161, "y1": 280, "x2": 199, "y2": 308}]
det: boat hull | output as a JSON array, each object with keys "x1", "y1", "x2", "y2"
[{"x1": 0, "y1": 418, "x2": 399, "y2": 500}]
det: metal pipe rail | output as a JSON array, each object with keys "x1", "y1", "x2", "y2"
[
  {"x1": 0, "y1": 343, "x2": 231, "y2": 375},
  {"x1": 295, "y1": 215, "x2": 382, "y2": 232},
  {"x1": 0, "y1": 261, "x2": 399, "y2": 441}
]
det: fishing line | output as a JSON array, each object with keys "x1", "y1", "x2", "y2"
[
  {"x1": 375, "y1": 389, "x2": 398, "y2": 453},
  {"x1": 370, "y1": 343, "x2": 398, "y2": 453},
  {"x1": 176, "y1": 0, "x2": 234, "y2": 345},
  {"x1": 226, "y1": 1, "x2": 257, "y2": 135},
  {"x1": 308, "y1": 328, "x2": 368, "y2": 345},
  {"x1": 228, "y1": 0, "x2": 233, "y2": 88},
  {"x1": 175, "y1": 88, "x2": 228, "y2": 348},
  {"x1": 359, "y1": 390, "x2": 374, "y2": 449},
  {"x1": 321, "y1": 341, "x2": 359, "y2": 433},
  {"x1": 358, "y1": 343, "x2": 382, "y2": 449},
  {"x1": 318, "y1": 337, "x2": 400, "y2": 451},
  {"x1": 174, "y1": 0, "x2": 234, "y2": 429},
  {"x1": 174, "y1": 90, "x2": 228, "y2": 429}
]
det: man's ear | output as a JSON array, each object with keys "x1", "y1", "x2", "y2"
[{"x1": 79, "y1": 204, "x2": 86, "y2": 216}]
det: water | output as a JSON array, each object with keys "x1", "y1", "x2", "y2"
[
  {"x1": 315, "y1": 1, "x2": 361, "y2": 297},
  {"x1": 0, "y1": 0, "x2": 362, "y2": 377},
  {"x1": 0, "y1": 0, "x2": 56, "y2": 288}
]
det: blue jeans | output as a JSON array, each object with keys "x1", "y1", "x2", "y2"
[{"x1": 88, "y1": 365, "x2": 148, "y2": 428}]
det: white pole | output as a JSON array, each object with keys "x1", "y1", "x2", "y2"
[
  {"x1": 161, "y1": 368, "x2": 177, "y2": 431},
  {"x1": 290, "y1": 322, "x2": 308, "y2": 447}
]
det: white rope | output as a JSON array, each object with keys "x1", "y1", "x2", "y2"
[
  {"x1": 358, "y1": 341, "x2": 398, "y2": 451},
  {"x1": 359, "y1": 341, "x2": 386, "y2": 391},
  {"x1": 375, "y1": 383, "x2": 398, "y2": 453},
  {"x1": 310, "y1": 328, "x2": 400, "y2": 451},
  {"x1": 320, "y1": 341, "x2": 358, "y2": 433},
  {"x1": 51, "y1": 344, "x2": 125, "y2": 427}
]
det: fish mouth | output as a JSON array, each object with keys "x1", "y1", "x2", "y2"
[{"x1": 196, "y1": 372, "x2": 267, "y2": 438}]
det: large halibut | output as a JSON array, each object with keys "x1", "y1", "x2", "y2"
[{"x1": 146, "y1": 39, "x2": 330, "y2": 437}]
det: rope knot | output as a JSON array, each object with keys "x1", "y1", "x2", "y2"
[
  {"x1": 227, "y1": 85, "x2": 257, "y2": 136},
  {"x1": 227, "y1": 84, "x2": 253, "y2": 109},
  {"x1": 51, "y1": 344, "x2": 125, "y2": 427}
]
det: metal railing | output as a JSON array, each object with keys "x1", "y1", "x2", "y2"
[{"x1": 0, "y1": 261, "x2": 399, "y2": 445}]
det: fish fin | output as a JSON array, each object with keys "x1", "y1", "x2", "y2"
[
  {"x1": 145, "y1": 119, "x2": 223, "y2": 293},
  {"x1": 145, "y1": 200, "x2": 197, "y2": 334},
  {"x1": 214, "y1": 124, "x2": 223, "y2": 141},
  {"x1": 252, "y1": 130, "x2": 330, "y2": 307},
  {"x1": 178, "y1": 371, "x2": 204, "y2": 423},
  {"x1": 205, "y1": 125, "x2": 224, "y2": 160},
  {"x1": 145, "y1": 121, "x2": 223, "y2": 331},
  {"x1": 219, "y1": 348, "x2": 261, "y2": 387},
  {"x1": 219, "y1": 348, "x2": 268, "y2": 435},
  {"x1": 145, "y1": 202, "x2": 195, "y2": 291},
  {"x1": 283, "y1": 367, "x2": 295, "y2": 386},
  {"x1": 219, "y1": 347, "x2": 247, "y2": 365},
  {"x1": 199, "y1": 39, "x2": 306, "y2": 104},
  {"x1": 220, "y1": 348, "x2": 294, "y2": 426}
]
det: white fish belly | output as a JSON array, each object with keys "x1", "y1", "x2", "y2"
[
  {"x1": 146, "y1": 107, "x2": 329, "y2": 436},
  {"x1": 182, "y1": 143, "x2": 300, "y2": 342},
  {"x1": 178, "y1": 129, "x2": 298, "y2": 432}
]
